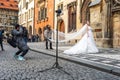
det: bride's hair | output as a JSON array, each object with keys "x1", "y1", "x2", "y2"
[
  {"x1": 85, "y1": 21, "x2": 90, "y2": 26},
  {"x1": 83, "y1": 20, "x2": 90, "y2": 26}
]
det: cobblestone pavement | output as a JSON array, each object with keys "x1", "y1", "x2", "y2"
[
  {"x1": 28, "y1": 42, "x2": 120, "y2": 68},
  {"x1": 0, "y1": 44, "x2": 120, "y2": 80}
]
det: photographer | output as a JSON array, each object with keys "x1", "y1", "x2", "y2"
[{"x1": 12, "y1": 24, "x2": 29, "y2": 61}]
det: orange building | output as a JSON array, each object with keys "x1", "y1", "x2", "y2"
[{"x1": 34, "y1": 0, "x2": 54, "y2": 41}]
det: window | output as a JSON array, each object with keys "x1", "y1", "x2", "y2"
[
  {"x1": 41, "y1": 8, "x2": 44, "y2": 20},
  {"x1": 23, "y1": 0, "x2": 26, "y2": 8},
  {"x1": 61, "y1": 4, "x2": 63, "y2": 10},
  {"x1": 26, "y1": 2, "x2": 28, "y2": 9},
  {"x1": 10, "y1": 4, "x2": 13, "y2": 7},
  {"x1": 57, "y1": 3, "x2": 63, "y2": 10},
  {"x1": 14, "y1": 0, "x2": 17, "y2": 2},
  {"x1": 58, "y1": 5, "x2": 60, "y2": 9},
  {"x1": 38, "y1": 0, "x2": 44, "y2": 4},
  {"x1": 0, "y1": 3, "x2": 4, "y2": 6},
  {"x1": 38, "y1": 7, "x2": 47, "y2": 20}
]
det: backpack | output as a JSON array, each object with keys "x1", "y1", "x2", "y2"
[
  {"x1": 7, "y1": 37, "x2": 17, "y2": 48},
  {"x1": 7, "y1": 30, "x2": 17, "y2": 48}
]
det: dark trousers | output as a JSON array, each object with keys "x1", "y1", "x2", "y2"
[
  {"x1": 16, "y1": 49, "x2": 28, "y2": 57},
  {"x1": 45, "y1": 39, "x2": 52, "y2": 49},
  {"x1": 0, "y1": 40, "x2": 4, "y2": 51}
]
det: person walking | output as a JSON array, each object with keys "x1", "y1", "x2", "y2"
[
  {"x1": 44, "y1": 25, "x2": 53, "y2": 49},
  {"x1": 0, "y1": 29, "x2": 4, "y2": 51},
  {"x1": 12, "y1": 24, "x2": 29, "y2": 61}
]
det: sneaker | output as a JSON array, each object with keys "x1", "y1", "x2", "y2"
[
  {"x1": 14, "y1": 54, "x2": 18, "y2": 59},
  {"x1": 17, "y1": 56, "x2": 25, "y2": 61}
]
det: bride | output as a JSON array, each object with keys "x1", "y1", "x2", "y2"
[{"x1": 63, "y1": 21, "x2": 99, "y2": 54}]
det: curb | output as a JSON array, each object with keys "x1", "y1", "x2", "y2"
[{"x1": 30, "y1": 48, "x2": 120, "y2": 77}]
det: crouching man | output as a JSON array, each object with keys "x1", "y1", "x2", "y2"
[{"x1": 12, "y1": 24, "x2": 29, "y2": 61}]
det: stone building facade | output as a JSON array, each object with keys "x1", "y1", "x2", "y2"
[
  {"x1": 17, "y1": 0, "x2": 120, "y2": 48},
  {"x1": 0, "y1": 0, "x2": 18, "y2": 33},
  {"x1": 87, "y1": 0, "x2": 120, "y2": 48},
  {"x1": 18, "y1": 0, "x2": 34, "y2": 36},
  {"x1": 54, "y1": 0, "x2": 120, "y2": 48},
  {"x1": 54, "y1": 0, "x2": 83, "y2": 42},
  {"x1": 110, "y1": 0, "x2": 120, "y2": 48}
]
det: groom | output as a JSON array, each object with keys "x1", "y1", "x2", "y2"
[{"x1": 44, "y1": 25, "x2": 53, "y2": 49}]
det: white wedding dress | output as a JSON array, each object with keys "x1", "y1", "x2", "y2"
[{"x1": 64, "y1": 25, "x2": 99, "y2": 54}]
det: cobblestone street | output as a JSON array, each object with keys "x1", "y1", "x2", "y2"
[{"x1": 0, "y1": 44, "x2": 120, "y2": 80}]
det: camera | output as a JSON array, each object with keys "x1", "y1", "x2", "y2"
[{"x1": 55, "y1": 9, "x2": 62, "y2": 16}]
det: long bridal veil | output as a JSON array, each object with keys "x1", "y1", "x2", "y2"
[
  {"x1": 50, "y1": 24, "x2": 88, "y2": 42},
  {"x1": 63, "y1": 25, "x2": 99, "y2": 54},
  {"x1": 49, "y1": 24, "x2": 99, "y2": 54}
]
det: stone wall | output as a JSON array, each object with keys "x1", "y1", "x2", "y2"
[
  {"x1": 90, "y1": 4, "x2": 103, "y2": 47},
  {"x1": 113, "y1": 12, "x2": 120, "y2": 48}
]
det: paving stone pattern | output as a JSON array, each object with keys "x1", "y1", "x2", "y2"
[
  {"x1": 29, "y1": 42, "x2": 120, "y2": 68},
  {"x1": 0, "y1": 44, "x2": 120, "y2": 80}
]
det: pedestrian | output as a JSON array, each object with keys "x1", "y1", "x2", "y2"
[
  {"x1": 32, "y1": 35, "x2": 35, "y2": 42},
  {"x1": 12, "y1": 24, "x2": 29, "y2": 61},
  {"x1": 36, "y1": 34, "x2": 39, "y2": 42},
  {"x1": 22, "y1": 26, "x2": 28, "y2": 43},
  {"x1": 44, "y1": 25, "x2": 53, "y2": 49},
  {"x1": 0, "y1": 29, "x2": 4, "y2": 51}
]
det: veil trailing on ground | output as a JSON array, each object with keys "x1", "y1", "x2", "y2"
[{"x1": 49, "y1": 24, "x2": 88, "y2": 42}]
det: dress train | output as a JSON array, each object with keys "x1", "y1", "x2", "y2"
[{"x1": 64, "y1": 25, "x2": 99, "y2": 54}]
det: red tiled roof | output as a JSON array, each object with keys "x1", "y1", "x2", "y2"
[{"x1": 0, "y1": 0, "x2": 18, "y2": 11}]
